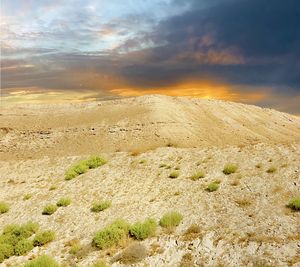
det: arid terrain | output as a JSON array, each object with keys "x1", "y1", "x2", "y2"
[{"x1": 0, "y1": 95, "x2": 300, "y2": 267}]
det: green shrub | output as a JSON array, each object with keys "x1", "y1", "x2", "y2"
[
  {"x1": 0, "y1": 243, "x2": 14, "y2": 263},
  {"x1": 56, "y1": 198, "x2": 71, "y2": 207},
  {"x1": 23, "y1": 221, "x2": 40, "y2": 236},
  {"x1": 255, "y1": 163, "x2": 262, "y2": 169},
  {"x1": 92, "y1": 259, "x2": 108, "y2": 267},
  {"x1": 23, "y1": 194, "x2": 32, "y2": 200},
  {"x1": 169, "y1": 171, "x2": 180, "y2": 179},
  {"x1": 0, "y1": 202, "x2": 9, "y2": 214},
  {"x1": 86, "y1": 156, "x2": 107, "y2": 169},
  {"x1": 206, "y1": 182, "x2": 219, "y2": 192},
  {"x1": 91, "y1": 200, "x2": 111, "y2": 213},
  {"x1": 266, "y1": 166, "x2": 276, "y2": 173},
  {"x1": 130, "y1": 218, "x2": 157, "y2": 240},
  {"x1": 93, "y1": 219, "x2": 130, "y2": 249},
  {"x1": 33, "y1": 230, "x2": 55, "y2": 246},
  {"x1": 49, "y1": 185, "x2": 57, "y2": 191},
  {"x1": 159, "y1": 163, "x2": 167, "y2": 168},
  {"x1": 14, "y1": 239, "x2": 34, "y2": 256},
  {"x1": 159, "y1": 211, "x2": 183, "y2": 228},
  {"x1": 0, "y1": 221, "x2": 39, "y2": 262},
  {"x1": 223, "y1": 164, "x2": 238, "y2": 175},
  {"x1": 24, "y1": 255, "x2": 59, "y2": 267},
  {"x1": 42, "y1": 204, "x2": 58, "y2": 215},
  {"x1": 0, "y1": 233, "x2": 21, "y2": 246},
  {"x1": 287, "y1": 197, "x2": 300, "y2": 211},
  {"x1": 191, "y1": 171, "x2": 205, "y2": 181},
  {"x1": 65, "y1": 169, "x2": 78, "y2": 180},
  {"x1": 110, "y1": 219, "x2": 131, "y2": 232},
  {"x1": 65, "y1": 156, "x2": 106, "y2": 180},
  {"x1": 69, "y1": 243, "x2": 81, "y2": 254},
  {"x1": 2, "y1": 221, "x2": 38, "y2": 240}
]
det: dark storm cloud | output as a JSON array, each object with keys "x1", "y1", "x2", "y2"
[{"x1": 115, "y1": 0, "x2": 300, "y2": 90}]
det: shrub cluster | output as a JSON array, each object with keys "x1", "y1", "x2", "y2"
[
  {"x1": 42, "y1": 198, "x2": 72, "y2": 215},
  {"x1": 223, "y1": 164, "x2": 238, "y2": 175},
  {"x1": 65, "y1": 156, "x2": 107, "y2": 180},
  {"x1": 93, "y1": 214, "x2": 184, "y2": 250},
  {"x1": 129, "y1": 218, "x2": 157, "y2": 240},
  {"x1": 0, "y1": 221, "x2": 39, "y2": 263},
  {"x1": 24, "y1": 255, "x2": 59, "y2": 267}
]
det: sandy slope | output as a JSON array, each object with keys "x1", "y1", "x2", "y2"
[
  {"x1": 0, "y1": 95, "x2": 300, "y2": 267},
  {"x1": 1, "y1": 95, "x2": 300, "y2": 160}
]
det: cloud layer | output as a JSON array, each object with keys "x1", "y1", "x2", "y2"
[{"x1": 1, "y1": 0, "x2": 300, "y2": 113}]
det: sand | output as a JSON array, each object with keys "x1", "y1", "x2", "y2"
[{"x1": 0, "y1": 95, "x2": 299, "y2": 266}]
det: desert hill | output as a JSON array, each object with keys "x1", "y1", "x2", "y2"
[
  {"x1": 0, "y1": 95, "x2": 299, "y2": 267},
  {"x1": 1, "y1": 95, "x2": 300, "y2": 160}
]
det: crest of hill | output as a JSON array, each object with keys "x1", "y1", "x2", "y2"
[{"x1": 1, "y1": 95, "x2": 300, "y2": 159}]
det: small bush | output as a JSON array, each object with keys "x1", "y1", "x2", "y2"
[
  {"x1": 56, "y1": 198, "x2": 71, "y2": 207},
  {"x1": 85, "y1": 156, "x2": 107, "y2": 169},
  {"x1": 159, "y1": 211, "x2": 183, "y2": 228},
  {"x1": 0, "y1": 221, "x2": 40, "y2": 262},
  {"x1": 185, "y1": 224, "x2": 201, "y2": 235},
  {"x1": 266, "y1": 166, "x2": 276, "y2": 173},
  {"x1": 119, "y1": 243, "x2": 147, "y2": 264},
  {"x1": 92, "y1": 259, "x2": 108, "y2": 267},
  {"x1": 22, "y1": 221, "x2": 40, "y2": 237},
  {"x1": 159, "y1": 163, "x2": 167, "y2": 168},
  {"x1": 91, "y1": 200, "x2": 111, "y2": 213},
  {"x1": 49, "y1": 185, "x2": 57, "y2": 191},
  {"x1": 206, "y1": 182, "x2": 219, "y2": 192},
  {"x1": 24, "y1": 255, "x2": 59, "y2": 267},
  {"x1": 2, "y1": 221, "x2": 38, "y2": 239},
  {"x1": 14, "y1": 239, "x2": 34, "y2": 256},
  {"x1": 65, "y1": 156, "x2": 106, "y2": 180},
  {"x1": 69, "y1": 243, "x2": 81, "y2": 254},
  {"x1": 287, "y1": 197, "x2": 300, "y2": 211},
  {"x1": 42, "y1": 204, "x2": 57, "y2": 215},
  {"x1": 255, "y1": 163, "x2": 262, "y2": 169},
  {"x1": 0, "y1": 202, "x2": 9, "y2": 214},
  {"x1": 23, "y1": 194, "x2": 32, "y2": 200},
  {"x1": 0, "y1": 243, "x2": 14, "y2": 263},
  {"x1": 223, "y1": 164, "x2": 238, "y2": 175},
  {"x1": 169, "y1": 171, "x2": 180, "y2": 179},
  {"x1": 130, "y1": 218, "x2": 157, "y2": 240},
  {"x1": 93, "y1": 219, "x2": 130, "y2": 249},
  {"x1": 191, "y1": 171, "x2": 205, "y2": 181},
  {"x1": 33, "y1": 230, "x2": 55, "y2": 246}
]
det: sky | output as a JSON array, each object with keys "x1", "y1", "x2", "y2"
[{"x1": 1, "y1": 0, "x2": 300, "y2": 114}]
